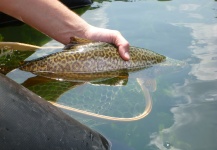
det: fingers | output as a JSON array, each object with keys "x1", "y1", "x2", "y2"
[
  {"x1": 112, "y1": 31, "x2": 130, "y2": 61},
  {"x1": 84, "y1": 26, "x2": 130, "y2": 60},
  {"x1": 118, "y1": 44, "x2": 130, "y2": 61}
]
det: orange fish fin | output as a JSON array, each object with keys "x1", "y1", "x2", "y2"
[
  {"x1": 64, "y1": 36, "x2": 94, "y2": 50},
  {"x1": 70, "y1": 36, "x2": 93, "y2": 44}
]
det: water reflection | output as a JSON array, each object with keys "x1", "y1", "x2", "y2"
[
  {"x1": 150, "y1": 80, "x2": 217, "y2": 149},
  {"x1": 187, "y1": 23, "x2": 217, "y2": 80},
  {"x1": 149, "y1": 4, "x2": 217, "y2": 150},
  {"x1": 5, "y1": 51, "x2": 185, "y2": 124},
  {"x1": 8, "y1": 67, "x2": 153, "y2": 122},
  {"x1": 1, "y1": 0, "x2": 217, "y2": 149}
]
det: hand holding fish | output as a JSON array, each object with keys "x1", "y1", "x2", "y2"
[
  {"x1": 84, "y1": 25, "x2": 130, "y2": 60},
  {"x1": 0, "y1": 0, "x2": 130, "y2": 60}
]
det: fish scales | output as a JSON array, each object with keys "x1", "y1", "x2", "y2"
[{"x1": 20, "y1": 41, "x2": 166, "y2": 74}]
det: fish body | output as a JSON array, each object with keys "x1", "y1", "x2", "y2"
[{"x1": 20, "y1": 37, "x2": 166, "y2": 75}]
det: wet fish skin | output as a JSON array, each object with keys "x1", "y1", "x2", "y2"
[{"x1": 20, "y1": 40, "x2": 166, "y2": 74}]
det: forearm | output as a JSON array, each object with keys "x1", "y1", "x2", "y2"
[
  {"x1": 0, "y1": 0, "x2": 90, "y2": 44},
  {"x1": 0, "y1": 0, "x2": 130, "y2": 60}
]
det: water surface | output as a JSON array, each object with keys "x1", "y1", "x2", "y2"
[
  {"x1": 82, "y1": 1, "x2": 217, "y2": 149},
  {"x1": 1, "y1": 0, "x2": 217, "y2": 149}
]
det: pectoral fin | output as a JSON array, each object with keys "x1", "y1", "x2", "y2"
[{"x1": 91, "y1": 76, "x2": 128, "y2": 86}]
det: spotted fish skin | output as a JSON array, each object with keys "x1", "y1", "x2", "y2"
[{"x1": 20, "y1": 40, "x2": 166, "y2": 74}]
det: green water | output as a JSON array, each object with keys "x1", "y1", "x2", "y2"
[{"x1": 1, "y1": 0, "x2": 217, "y2": 149}]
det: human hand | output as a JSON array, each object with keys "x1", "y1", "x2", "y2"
[
  {"x1": 0, "y1": 0, "x2": 130, "y2": 60},
  {"x1": 84, "y1": 26, "x2": 130, "y2": 61}
]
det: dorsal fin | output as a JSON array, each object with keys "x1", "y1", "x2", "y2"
[
  {"x1": 64, "y1": 37, "x2": 94, "y2": 50},
  {"x1": 70, "y1": 37, "x2": 93, "y2": 44}
]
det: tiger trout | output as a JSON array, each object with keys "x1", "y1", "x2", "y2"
[{"x1": 20, "y1": 37, "x2": 166, "y2": 80}]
